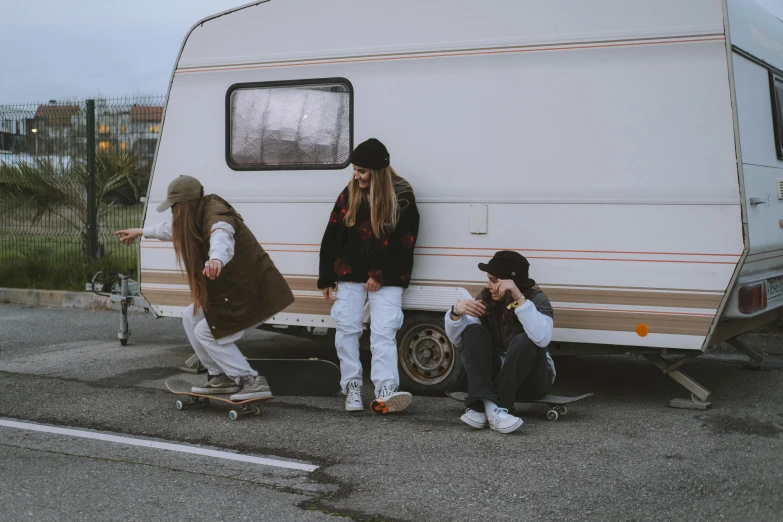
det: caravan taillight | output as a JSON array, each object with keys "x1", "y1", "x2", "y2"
[{"x1": 738, "y1": 283, "x2": 767, "y2": 314}]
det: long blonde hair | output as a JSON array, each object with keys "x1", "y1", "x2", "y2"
[
  {"x1": 171, "y1": 198, "x2": 209, "y2": 314},
  {"x1": 344, "y1": 166, "x2": 411, "y2": 238}
]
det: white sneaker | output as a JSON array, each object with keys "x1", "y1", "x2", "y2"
[
  {"x1": 488, "y1": 408, "x2": 523, "y2": 434},
  {"x1": 460, "y1": 408, "x2": 488, "y2": 429},
  {"x1": 345, "y1": 381, "x2": 364, "y2": 411},
  {"x1": 370, "y1": 384, "x2": 412, "y2": 415}
]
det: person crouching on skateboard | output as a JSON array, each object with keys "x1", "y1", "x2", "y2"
[
  {"x1": 318, "y1": 138, "x2": 419, "y2": 414},
  {"x1": 445, "y1": 251, "x2": 556, "y2": 434},
  {"x1": 115, "y1": 175, "x2": 294, "y2": 400}
]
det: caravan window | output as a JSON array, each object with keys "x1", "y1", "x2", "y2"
[
  {"x1": 227, "y1": 79, "x2": 352, "y2": 170},
  {"x1": 773, "y1": 73, "x2": 783, "y2": 161}
]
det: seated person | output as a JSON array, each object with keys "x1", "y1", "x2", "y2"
[{"x1": 444, "y1": 251, "x2": 556, "y2": 434}]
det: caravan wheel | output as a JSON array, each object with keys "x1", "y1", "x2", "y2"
[{"x1": 397, "y1": 313, "x2": 462, "y2": 395}]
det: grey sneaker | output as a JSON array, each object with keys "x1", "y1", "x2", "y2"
[
  {"x1": 230, "y1": 375, "x2": 273, "y2": 401},
  {"x1": 370, "y1": 384, "x2": 412, "y2": 415},
  {"x1": 191, "y1": 374, "x2": 240, "y2": 395},
  {"x1": 345, "y1": 381, "x2": 364, "y2": 411}
]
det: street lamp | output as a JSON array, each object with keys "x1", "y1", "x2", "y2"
[{"x1": 31, "y1": 128, "x2": 38, "y2": 155}]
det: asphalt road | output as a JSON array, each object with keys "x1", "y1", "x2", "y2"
[{"x1": 1, "y1": 303, "x2": 782, "y2": 521}]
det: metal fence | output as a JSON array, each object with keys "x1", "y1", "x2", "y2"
[{"x1": 0, "y1": 96, "x2": 164, "y2": 290}]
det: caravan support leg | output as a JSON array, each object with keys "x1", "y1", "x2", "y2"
[
  {"x1": 726, "y1": 338, "x2": 765, "y2": 366},
  {"x1": 642, "y1": 353, "x2": 712, "y2": 410}
]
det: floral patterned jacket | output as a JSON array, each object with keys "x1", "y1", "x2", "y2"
[{"x1": 317, "y1": 185, "x2": 419, "y2": 289}]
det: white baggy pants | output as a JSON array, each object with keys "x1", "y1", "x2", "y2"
[
  {"x1": 331, "y1": 282, "x2": 404, "y2": 397},
  {"x1": 181, "y1": 303, "x2": 258, "y2": 379}
]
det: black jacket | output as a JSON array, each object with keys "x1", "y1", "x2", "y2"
[{"x1": 317, "y1": 185, "x2": 419, "y2": 289}]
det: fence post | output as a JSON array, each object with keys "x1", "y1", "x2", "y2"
[{"x1": 86, "y1": 99, "x2": 98, "y2": 259}]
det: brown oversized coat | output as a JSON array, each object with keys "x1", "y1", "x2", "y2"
[{"x1": 200, "y1": 195, "x2": 294, "y2": 339}]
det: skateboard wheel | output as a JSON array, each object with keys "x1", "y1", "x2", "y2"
[
  {"x1": 120, "y1": 339, "x2": 128, "y2": 346},
  {"x1": 253, "y1": 407, "x2": 261, "y2": 415},
  {"x1": 229, "y1": 410, "x2": 239, "y2": 421},
  {"x1": 175, "y1": 400, "x2": 185, "y2": 411},
  {"x1": 546, "y1": 409, "x2": 559, "y2": 421},
  {"x1": 557, "y1": 405, "x2": 568, "y2": 415}
]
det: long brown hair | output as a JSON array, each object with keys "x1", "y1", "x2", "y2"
[
  {"x1": 344, "y1": 166, "x2": 411, "y2": 238},
  {"x1": 479, "y1": 284, "x2": 539, "y2": 330},
  {"x1": 171, "y1": 198, "x2": 208, "y2": 314}
]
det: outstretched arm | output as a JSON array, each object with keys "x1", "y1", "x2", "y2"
[{"x1": 115, "y1": 222, "x2": 172, "y2": 245}]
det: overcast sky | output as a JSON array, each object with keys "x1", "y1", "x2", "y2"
[{"x1": 1, "y1": 0, "x2": 782, "y2": 103}]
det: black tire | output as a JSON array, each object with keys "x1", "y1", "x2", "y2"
[
  {"x1": 397, "y1": 313, "x2": 463, "y2": 396},
  {"x1": 120, "y1": 339, "x2": 128, "y2": 346}
]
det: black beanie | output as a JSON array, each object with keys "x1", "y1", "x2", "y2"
[
  {"x1": 351, "y1": 138, "x2": 390, "y2": 169},
  {"x1": 478, "y1": 251, "x2": 536, "y2": 291}
]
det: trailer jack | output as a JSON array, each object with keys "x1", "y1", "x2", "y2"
[
  {"x1": 89, "y1": 271, "x2": 149, "y2": 346},
  {"x1": 726, "y1": 338, "x2": 765, "y2": 369},
  {"x1": 642, "y1": 353, "x2": 712, "y2": 410}
]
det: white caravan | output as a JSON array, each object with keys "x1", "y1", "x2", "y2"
[{"x1": 138, "y1": 0, "x2": 783, "y2": 401}]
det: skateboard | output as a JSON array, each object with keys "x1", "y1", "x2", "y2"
[
  {"x1": 246, "y1": 358, "x2": 341, "y2": 397},
  {"x1": 166, "y1": 378, "x2": 273, "y2": 421},
  {"x1": 446, "y1": 391, "x2": 593, "y2": 421}
]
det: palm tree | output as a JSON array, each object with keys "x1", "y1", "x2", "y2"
[{"x1": 0, "y1": 151, "x2": 144, "y2": 257}]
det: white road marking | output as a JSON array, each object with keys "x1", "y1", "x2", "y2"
[{"x1": 0, "y1": 418, "x2": 318, "y2": 472}]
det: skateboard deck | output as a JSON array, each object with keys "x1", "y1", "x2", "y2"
[
  {"x1": 446, "y1": 391, "x2": 593, "y2": 421},
  {"x1": 246, "y1": 358, "x2": 341, "y2": 397},
  {"x1": 166, "y1": 378, "x2": 273, "y2": 420}
]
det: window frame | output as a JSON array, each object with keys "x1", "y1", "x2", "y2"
[
  {"x1": 771, "y1": 71, "x2": 783, "y2": 161},
  {"x1": 225, "y1": 77, "x2": 354, "y2": 171}
]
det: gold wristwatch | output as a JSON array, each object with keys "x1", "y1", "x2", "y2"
[{"x1": 507, "y1": 296, "x2": 526, "y2": 310}]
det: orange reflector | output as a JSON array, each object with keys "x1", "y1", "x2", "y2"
[
  {"x1": 636, "y1": 324, "x2": 649, "y2": 337},
  {"x1": 738, "y1": 283, "x2": 767, "y2": 314}
]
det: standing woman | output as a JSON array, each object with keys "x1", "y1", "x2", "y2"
[
  {"x1": 115, "y1": 175, "x2": 294, "y2": 399},
  {"x1": 318, "y1": 138, "x2": 420, "y2": 414}
]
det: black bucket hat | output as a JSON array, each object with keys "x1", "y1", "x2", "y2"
[{"x1": 478, "y1": 250, "x2": 536, "y2": 291}]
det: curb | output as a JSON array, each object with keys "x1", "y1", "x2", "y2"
[{"x1": 0, "y1": 288, "x2": 112, "y2": 310}]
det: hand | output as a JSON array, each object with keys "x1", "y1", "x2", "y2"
[
  {"x1": 114, "y1": 228, "x2": 143, "y2": 246},
  {"x1": 322, "y1": 286, "x2": 335, "y2": 300},
  {"x1": 202, "y1": 259, "x2": 223, "y2": 280},
  {"x1": 365, "y1": 277, "x2": 382, "y2": 292},
  {"x1": 498, "y1": 280, "x2": 523, "y2": 301},
  {"x1": 454, "y1": 299, "x2": 486, "y2": 317}
]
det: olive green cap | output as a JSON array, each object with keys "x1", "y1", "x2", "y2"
[{"x1": 156, "y1": 175, "x2": 203, "y2": 212}]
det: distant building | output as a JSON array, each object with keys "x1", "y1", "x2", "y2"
[
  {"x1": 0, "y1": 99, "x2": 163, "y2": 160},
  {"x1": 30, "y1": 102, "x2": 80, "y2": 137}
]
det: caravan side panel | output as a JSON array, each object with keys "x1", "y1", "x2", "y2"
[{"x1": 142, "y1": 0, "x2": 740, "y2": 351}]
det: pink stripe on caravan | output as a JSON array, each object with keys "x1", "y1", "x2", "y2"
[
  {"x1": 413, "y1": 253, "x2": 736, "y2": 265},
  {"x1": 139, "y1": 243, "x2": 737, "y2": 264},
  {"x1": 175, "y1": 36, "x2": 726, "y2": 74},
  {"x1": 415, "y1": 246, "x2": 739, "y2": 257},
  {"x1": 554, "y1": 306, "x2": 715, "y2": 317}
]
